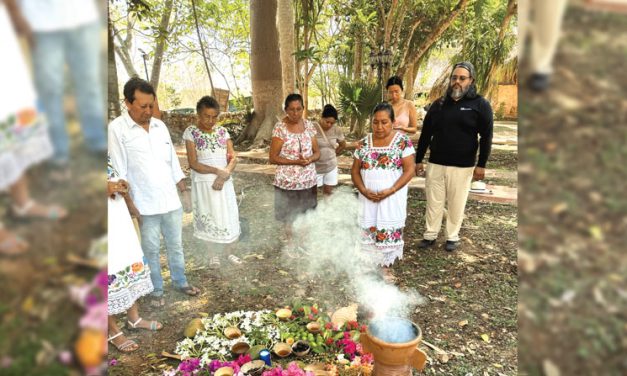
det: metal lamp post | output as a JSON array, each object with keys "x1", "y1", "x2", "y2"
[
  {"x1": 369, "y1": 48, "x2": 392, "y2": 101},
  {"x1": 138, "y1": 48, "x2": 149, "y2": 81}
]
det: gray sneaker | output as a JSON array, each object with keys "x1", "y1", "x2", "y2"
[{"x1": 445, "y1": 241, "x2": 459, "y2": 252}]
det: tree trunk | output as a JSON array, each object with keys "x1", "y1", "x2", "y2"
[
  {"x1": 191, "y1": 0, "x2": 215, "y2": 97},
  {"x1": 112, "y1": 19, "x2": 139, "y2": 78},
  {"x1": 277, "y1": 0, "x2": 296, "y2": 99},
  {"x1": 403, "y1": 62, "x2": 415, "y2": 99},
  {"x1": 238, "y1": 0, "x2": 283, "y2": 146},
  {"x1": 483, "y1": 0, "x2": 517, "y2": 98},
  {"x1": 301, "y1": 0, "x2": 310, "y2": 117},
  {"x1": 108, "y1": 15, "x2": 121, "y2": 121},
  {"x1": 149, "y1": 0, "x2": 174, "y2": 91},
  {"x1": 352, "y1": 35, "x2": 363, "y2": 81}
]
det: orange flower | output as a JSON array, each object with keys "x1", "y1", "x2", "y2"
[
  {"x1": 378, "y1": 155, "x2": 389, "y2": 165},
  {"x1": 376, "y1": 232, "x2": 387, "y2": 241},
  {"x1": 131, "y1": 262, "x2": 143, "y2": 273},
  {"x1": 362, "y1": 162, "x2": 370, "y2": 169},
  {"x1": 17, "y1": 108, "x2": 37, "y2": 127},
  {"x1": 369, "y1": 226, "x2": 377, "y2": 233}
]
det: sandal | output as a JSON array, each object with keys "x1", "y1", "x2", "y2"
[
  {"x1": 227, "y1": 254, "x2": 242, "y2": 265},
  {"x1": 209, "y1": 256, "x2": 221, "y2": 267},
  {"x1": 175, "y1": 285, "x2": 200, "y2": 296},
  {"x1": 0, "y1": 224, "x2": 29, "y2": 256},
  {"x1": 12, "y1": 199, "x2": 68, "y2": 221},
  {"x1": 108, "y1": 332, "x2": 138, "y2": 353},
  {"x1": 149, "y1": 297, "x2": 165, "y2": 308},
  {"x1": 127, "y1": 317, "x2": 163, "y2": 331}
]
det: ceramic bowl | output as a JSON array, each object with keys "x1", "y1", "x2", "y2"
[{"x1": 273, "y1": 342, "x2": 292, "y2": 358}]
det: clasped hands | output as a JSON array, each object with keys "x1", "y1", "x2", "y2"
[
  {"x1": 362, "y1": 187, "x2": 395, "y2": 203},
  {"x1": 108, "y1": 179, "x2": 129, "y2": 198},
  {"x1": 212, "y1": 168, "x2": 231, "y2": 190}
]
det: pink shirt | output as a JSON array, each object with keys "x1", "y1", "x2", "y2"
[{"x1": 272, "y1": 120, "x2": 317, "y2": 190}]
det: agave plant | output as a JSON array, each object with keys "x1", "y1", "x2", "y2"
[{"x1": 337, "y1": 80, "x2": 382, "y2": 138}]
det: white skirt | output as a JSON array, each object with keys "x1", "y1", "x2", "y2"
[{"x1": 191, "y1": 175, "x2": 240, "y2": 244}]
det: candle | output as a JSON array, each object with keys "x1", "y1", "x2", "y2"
[{"x1": 259, "y1": 349, "x2": 271, "y2": 366}]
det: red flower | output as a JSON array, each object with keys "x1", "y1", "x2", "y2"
[
  {"x1": 325, "y1": 338, "x2": 334, "y2": 345},
  {"x1": 368, "y1": 226, "x2": 377, "y2": 233},
  {"x1": 378, "y1": 155, "x2": 390, "y2": 165},
  {"x1": 311, "y1": 307, "x2": 318, "y2": 314},
  {"x1": 325, "y1": 322, "x2": 333, "y2": 329},
  {"x1": 360, "y1": 325, "x2": 368, "y2": 333},
  {"x1": 376, "y1": 232, "x2": 387, "y2": 241},
  {"x1": 308, "y1": 314, "x2": 314, "y2": 320}
]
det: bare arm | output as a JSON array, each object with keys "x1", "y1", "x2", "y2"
[
  {"x1": 404, "y1": 101, "x2": 418, "y2": 134},
  {"x1": 351, "y1": 158, "x2": 378, "y2": 201},
  {"x1": 269, "y1": 137, "x2": 305, "y2": 166},
  {"x1": 309, "y1": 136, "x2": 320, "y2": 163},
  {"x1": 335, "y1": 139, "x2": 347, "y2": 156}
]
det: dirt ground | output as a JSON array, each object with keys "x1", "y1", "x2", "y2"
[
  {"x1": 518, "y1": 4, "x2": 627, "y2": 376},
  {"x1": 0, "y1": 140, "x2": 106, "y2": 375},
  {"x1": 107, "y1": 142, "x2": 517, "y2": 376}
]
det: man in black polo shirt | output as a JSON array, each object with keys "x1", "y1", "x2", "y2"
[{"x1": 414, "y1": 61, "x2": 493, "y2": 252}]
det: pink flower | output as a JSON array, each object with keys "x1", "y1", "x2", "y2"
[
  {"x1": 79, "y1": 302, "x2": 107, "y2": 331},
  {"x1": 109, "y1": 358, "x2": 118, "y2": 366}
]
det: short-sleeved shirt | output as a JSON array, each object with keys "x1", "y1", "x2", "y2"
[
  {"x1": 314, "y1": 123, "x2": 345, "y2": 174},
  {"x1": 272, "y1": 120, "x2": 317, "y2": 190}
]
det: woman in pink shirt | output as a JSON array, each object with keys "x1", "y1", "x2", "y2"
[{"x1": 386, "y1": 76, "x2": 418, "y2": 135}]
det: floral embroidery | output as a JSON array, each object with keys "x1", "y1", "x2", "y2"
[
  {"x1": 0, "y1": 108, "x2": 46, "y2": 150},
  {"x1": 362, "y1": 226, "x2": 404, "y2": 245},
  {"x1": 108, "y1": 259, "x2": 153, "y2": 315},
  {"x1": 184, "y1": 126, "x2": 230, "y2": 153},
  {"x1": 354, "y1": 133, "x2": 414, "y2": 171}
]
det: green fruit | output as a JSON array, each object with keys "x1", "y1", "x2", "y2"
[
  {"x1": 248, "y1": 345, "x2": 265, "y2": 360},
  {"x1": 183, "y1": 318, "x2": 203, "y2": 338}
]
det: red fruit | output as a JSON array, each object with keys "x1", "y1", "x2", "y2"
[
  {"x1": 290, "y1": 315, "x2": 296, "y2": 320},
  {"x1": 312, "y1": 307, "x2": 319, "y2": 314},
  {"x1": 360, "y1": 325, "x2": 368, "y2": 332},
  {"x1": 325, "y1": 323, "x2": 332, "y2": 329},
  {"x1": 325, "y1": 338, "x2": 334, "y2": 345},
  {"x1": 298, "y1": 307, "x2": 304, "y2": 312}
]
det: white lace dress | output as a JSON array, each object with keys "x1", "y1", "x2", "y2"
[
  {"x1": 0, "y1": 4, "x2": 53, "y2": 190},
  {"x1": 107, "y1": 157, "x2": 154, "y2": 315},
  {"x1": 183, "y1": 125, "x2": 240, "y2": 243},
  {"x1": 354, "y1": 132, "x2": 415, "y2": 266}
]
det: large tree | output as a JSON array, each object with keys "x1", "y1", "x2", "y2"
[
  {"x1": 238, "y1": 0, "x2": 283, "y2": 146},
  {"x1": 277, "y1": 0, "x2": 296, "y2": 99}
]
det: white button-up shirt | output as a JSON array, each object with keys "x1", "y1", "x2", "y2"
[{"x1": 108, "y1": 113, "x2": 185, "y2": 216}]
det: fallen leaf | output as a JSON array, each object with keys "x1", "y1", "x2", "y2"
[
  {"x1": 543, "y1": 359, "x2": 561, "y2": 376},
  {"x1": 278, "y1": 270, "x2": 289, "y2": 276},
  {"x1": 458, "y1": 320, "x2": 469, "y2": 327},
  {"x1": 589, "y1": 225, "x2": 604, "y2": 241},
  {"x1": 454, "y1": 282, "x2": 462, "y2": 288},
  {"x1": 480, "y1": 334, "x2": 490, "y2": 343},
  {"x1": 436, "y1": 352, "x2": 449, "y2": 363}
]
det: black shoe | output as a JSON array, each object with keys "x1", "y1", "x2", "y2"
[
  {"x1": 418, "y1": 239, "x2": 436, "y2": 249},
  {"x1": 445, "y1": 241, "x2": 459, "y2": 252},
  {"x1": 528, "y1": 73, "x2": 551, "y2": 92}
]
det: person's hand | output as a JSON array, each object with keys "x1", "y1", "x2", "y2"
[
  {"x1": 362, "y1": 189, "x2": 379, "y2": 202},
  {"x1": 298, "y1": 158, "x2": 311, "y2": 166},
  {"x1": 377, "y1": 188, "x2": 396, "y2": 200},
  {"x1": 473, "y1": 167, "x2": 485, "y2": 181},
  {"x1": 181, "y1": 190, "x2": 192, "y2": 213},
  {"x1": 216, "y1": 168, "x2": 230, "y2": 180},
  {"x1": 212, "y1": 177, "x2": 225, "y2": 191},
  {"x1": 415, "y1": 163, "x2": 425, "y2": 177},
  {"x1": 107, "y1": 180, "x2": 129, "y2": 198}
]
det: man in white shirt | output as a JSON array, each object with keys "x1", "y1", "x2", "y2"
[
  {"x1": 19, "y1": 0, "x2": 107, "y2": 172},
  {"x1": 109, "y1": 78, "x2": 199, "y2": 306}
]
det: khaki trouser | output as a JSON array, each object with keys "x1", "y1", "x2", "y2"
[
  {"x1": 423, "y1": 163, "x2": 474, "y2": 242},
  {"x1": 519, "y1": 0, "x2": 569, "y2": 74}
]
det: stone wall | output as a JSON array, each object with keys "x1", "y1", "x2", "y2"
[{"x1": 161, "y1": 111, "x2": 249, "y2": 143}]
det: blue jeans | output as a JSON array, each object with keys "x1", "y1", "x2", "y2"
[
  {"x1": 32, "y1": 22, "x2": 107, "y2": 164},
  {"x1": 140, "y1": 207, "x2": 189, "y2": 297}
]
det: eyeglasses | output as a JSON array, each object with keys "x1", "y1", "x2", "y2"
[{"x1": 450, "y1": 75, "x2": 470, "y2": 82}]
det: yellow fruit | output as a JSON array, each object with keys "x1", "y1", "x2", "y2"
[
  {"x1": 75, "y1": 329, "x2": 105, "y2": 367},
  {"x1": 184, "y1": 318, "x2": 204, "y2": 338},
  {"x1": 286, "y1": 337, "x2": 295, "y2": 345}
]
